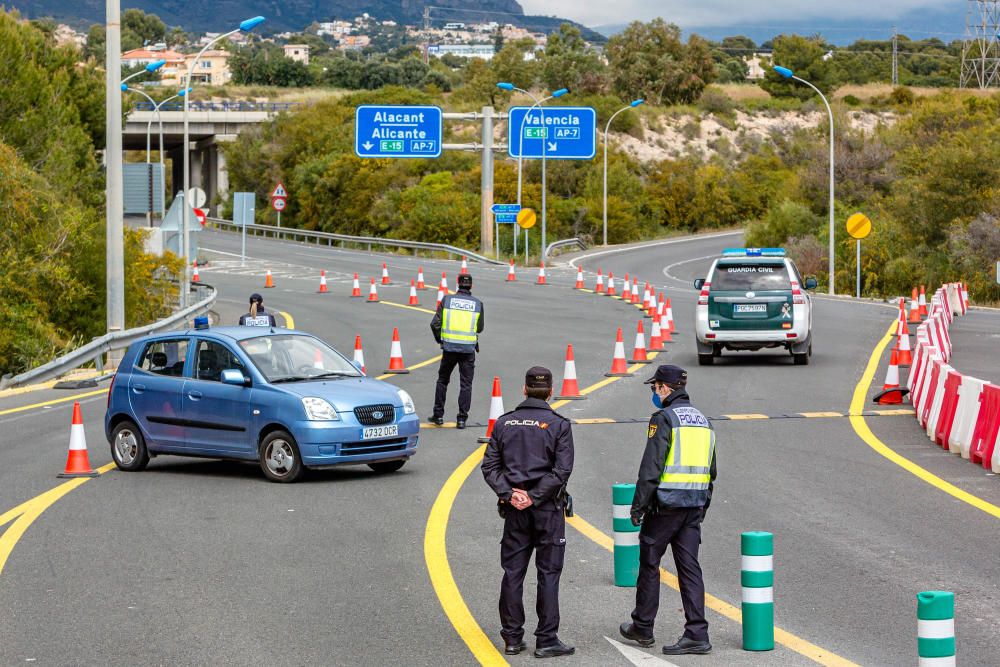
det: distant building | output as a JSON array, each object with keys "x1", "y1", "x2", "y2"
[
  {"x1": 168, "y1": 50, "x2": 232, "y2": 86},
  {"x1": 283, "y1": 44, "x2": 310, "y2": 65},
  {"x1": 338, "y1": 35, "x2": 371, "y2": 50},
  {"x1": 444, "y1": 22, "x2": 466, "y2": 30},
  {"x1": 317, "y1": 20, "x2": 353, "y2": 37},
  {"x1": 54, "y1": 24, "x2": 86, "y2": 48},
  {"x1": 428, "y1": 44, "x2": 497, "y2": 60}
]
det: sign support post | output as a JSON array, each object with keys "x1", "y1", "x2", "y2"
[{"x1": 481, "y1": 106, "x2": 494, "y2": 257}]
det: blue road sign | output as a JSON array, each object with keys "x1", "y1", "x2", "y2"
[
  {"x1": 495, "y1": 213, "x2": 518, "y2": 223},
  {"x1": 508, "y1": 106, "x2": 597, "y2": 160},
  {"x1": 355, "y1": 105, "x2": 443, "y2": 158},
  {"x1": 491, "y1": 203, "x2": 521, "y2": 215}
]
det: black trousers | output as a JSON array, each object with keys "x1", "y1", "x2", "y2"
[
  {"x1": 631, "y1": 507, "x2": 708, "y2": 641},
  {"x1": 433, "y1": 351, "x2": 475, "y2": 420},
  {"x1": 499, "y1": 507, "x2": 566, "y2": 647}
]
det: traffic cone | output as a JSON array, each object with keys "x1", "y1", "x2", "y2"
[
  {"x1": 381, "y1": 263, "x2": 391, "y2": 285},
  {"x1": 460, "y1": 257, "x2": 469, "y2": 274},
  {"x1": 555, "y1": 344, "x2": 586, "y2": 400},
  {"x1": 874, "y1": 349, "x2": 904, "y2": 405},
  {"x1": 647, "y1": 290, "x2": 658, "y2": 319},
  {"x1": 574, "y1": 267, "x2": 585, "y2": 289},
  {"x1": 366, "y1": 278, "x2": 379, "y2": 303},
  {"x1": 649, "y1": 316, "x2": 664, "y2": 350},
  {"x1": 478, "y1": 377, "x2": 505, "y2": 443},
  {"x1": 605, "y1": 328, "x2": 633, "y2": 377},
  {"x1": 607, "y1": 272, "x2": 616, "y2": 297},
  {"x1": 408, "y1": 279, "x2": 419, "y2": 306},
  {"x1": 436, "y1": 286, "x2": 445, "y2": 309},
  {"x1": 192, "y1": 261, "x2": 200, "y2": 283},
  {"x1": 506, "y1": 259, "x2": 517, "y2": 282},
  {"x1": 441, "y1": 272, "x2": 449, "y2": 293},
  {"x1": 659, "y1": 295, "x2": 674, "y2": 343},
  {"x1": 59, "y1": 402, "x2": 98, "y2": 478},
  {"x1": 631, "y1": 280, "x2": 641, "y2": 304},
  {"x1": 909, "y1": 287, "x2": 920, "y2": 323},
  {"x1": 896, "y1": 299, "x2": 910, "y2": 337},
  {"x1": 537, "y1": 262, "x2": 547, "y2": 285},
  {"x1": 416, "y1": 267, "x2": 427, "y2": 290},
  {"x1": 353, "y1": 335, "x2": 366, "y2": 374},
  {"x1": 663, "y1": 298, "x2": 676, "y2": 334},
  {"x1": 264, "y1": 269, "x2": 274, "y2": 288},
  {"x1": 918, "y1": 285, "x2": 928, "y2": 317},
  {"x1": 318, "y1": 270, "x2": 328, "y2": 293},
  {"x1": 897, "y1": 325, "x2": 913, "y2": 366},
  {"x1": 642, "y1": 283, "x2": 651, "y2": 311},
  {"x1": 350, "y1": 272, "x2": 362, "y2": 297},
  {"x1": 595, "y1": 268, "x2": 605, "y2": 294},
  {"x1": 622, "y1": 274, "x2": 631, "y2": 300},
  {"x1": 384, "y1": 327, "x2": 409, "y2": 374},
  {"x1": 313, "y1": 348, "x2": 324, "y2": 369},
  {"x1": 629, "y1": 321, "x2": 651, "y2": 363}
]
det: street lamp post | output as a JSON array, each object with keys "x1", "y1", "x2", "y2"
[
  {"x1": 181, "y1": 16, "x2": 264, "y2": 308},
  {"x1": 774, "y1": 65, "x2": 836, "y2": 295},
  {"x1": 603, "y1": 99, "x2": 643, "y2": 246}
]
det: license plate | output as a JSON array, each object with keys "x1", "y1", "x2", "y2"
[
  {"x1": 734, "y1": 303, "x2": 767, "y2": 313},
  {"x1": 362, "y1": 424, "x2": 398, "y2": 440}
]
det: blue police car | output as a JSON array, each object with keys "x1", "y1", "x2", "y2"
[{"x1": 104, "y1": 324, "x2": 420, "y2": 482}]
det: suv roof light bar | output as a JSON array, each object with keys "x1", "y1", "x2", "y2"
[{"x1": 721, "y1": 248, "x2": 786, "y2": 257}]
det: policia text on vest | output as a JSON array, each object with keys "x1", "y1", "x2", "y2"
[{"x1": 429, "y1": 276, "x2": 484, "y2": 428}]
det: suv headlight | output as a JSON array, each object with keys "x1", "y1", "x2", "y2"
[
  {"x1": 397, "y1": 389, "x2": 416, "y2": 415},
  {"x1": 302, "y1": 397, "x2": 339, "y2": 421}
]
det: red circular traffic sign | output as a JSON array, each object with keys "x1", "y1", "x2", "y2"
[
  {"x1": 193, "y1": 207, "x2": 207, "y2": 226},
  {"x1": 271, "y1": 197, "x2": 287, "y2": 212}
]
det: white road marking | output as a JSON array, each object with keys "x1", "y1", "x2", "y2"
[
  {"x1": 605, "y1": 637, "x2": 679, "y2": 666},
  {"x1": 568, "y1": 230, "x2": 743, "y2": 268}
]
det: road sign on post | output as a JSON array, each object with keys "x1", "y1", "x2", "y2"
[
  {"x1": 508, "y1": 106, "x2": 597, "y2": 159},
  {"x1": 270, "y1": 182, "x2": 288, "y2": 199},
  {"x1": 846, "y1": 212, "x2": 873, "y2": 299},
  {"x1": 270, "y1": 182, "x2": 288, "y2": 227},
  {"x1": 271, "y1": 197, "x2": 286, "y2": 212},
  {"x1": 355, "y1": 105, "x2": 443, "y2": 158},
  {"x1": 492, "y1": 203, "x2": 521, "y2": 215},
  {"x1": 495, "y1": 213, "x2": 518, "y2": 223}
]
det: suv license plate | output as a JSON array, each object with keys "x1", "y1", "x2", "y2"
[
  {"x1": 734, "y1": 303, "x2": 767, "y2": 313},
  {"x1": 363, "y1": 425, "x2": 398, "y2": 440}
]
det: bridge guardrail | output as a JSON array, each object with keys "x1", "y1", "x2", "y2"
[
  {"x1": 545, "y1": 238, "x2": 588, "y2": 261},
  {"x1": 0, "y1": 283, "x2": 217, "y2": 390},
  {"x1": 131, "y1": 101, "x2": 301, "y2": 113},
  {"x1": 207, "y1": 218, "x2": 505, "y2": 265}
]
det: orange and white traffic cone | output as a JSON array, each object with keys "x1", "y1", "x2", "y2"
[
  {"x1": 350, "y1": 272, "x2": 362, "y2": 297},
  {"x1": 622, "y1": 274, "x2": 631, "y2": 300},
  {"x1": 659, "y1": 294, "x2": 673, "y2": 343},
  {"x1": 574, "y1": 267, "x2": 585, "y2": 289},
  {"x1": 663, "y1": 298, "x2": 676, "y2": 334},
  {"x1": 606, "y1": 272, "x2": 616, "y2": 297},
  {"x1": 649, "y1": 316, "x2": 664, "y2": 350},
  {"x1": 629, "y1": 321, "x2": 651, "y2": 363},
  {"x1": 642, "y1": 283, "x2": 651, "y2": 311},
  {"x1": 192, "y1": 261, "x2": 200, "y2": 283},
  {"x1": 605, "y1": 328, "x2": 633, "y2": 377},
  {"x1": 416, "y1": 267, "x2": 427, "y2": 290},
  {"x1": 908, "y1": 287, "x2": 920, "y2": 323},
  {"x1": 318, "y1": 270, "x2": 328, "y2": 293},
  {"x1": 631, "y1": 280, "x2": 641, "y2": 304},
  {"x1": 264, "y1": 269, "x2": 274, "y2": 289},
  {"x1": 460, "y1": 257, "x2": 469, "y2": 275},
  {"x1": 595, "y1": 268, "x2": 605, "y2": 294},
  {"x1": 647, "y1": 290, "x2": 658, "y2": 319},
  {"x1": 537, "y1": 263, "x2": 547, "y2": 285},
  {"x1": 353, "y1": 335, "x2": 366, "y2": 374},
  {"x1": 918, "y1": 285, "x2": 928, "y2": 317},
  {"x1": 874, "y1": 349, "x2": 904, "y2": 405},
  {"x1": 440, "y1": 272, "x2": 449, "y2": 293},
  {"x1": 436, "y1": 286, "x2": 445, "y2": 309},
  {"x1": 381, "y1": 263, "x2": 391, "y2": 285},
  {"x1": 506, "y1": 260, "x2": 517, "y2": 282},
  {"x1": 366, "y1": 278, "x2": 379, "y2": 303},
  {"x1": 478, "y1": 376, "x2": 505, "y2": 443},
  {"x1": 313, "y1": 348, "x2": 325, "y2": 370},
  {"x1": 897, "y1": 325, "x2": 913, "y2": 367},
  {"x1": 555, "y1": 344, "x2": 586, "y2": 400},
  {"x1": 384, "y1": 327, "x2": 409, "y2": 374},
  {"x1": 896, "y1": 299, "x2": 910, "y2": 337},
  {"x1": 408, "y1": 279, "x2": 419, "y2": 306},
  {"x1": 59, "y1": 402, "x2": 98, "y2": 478}
]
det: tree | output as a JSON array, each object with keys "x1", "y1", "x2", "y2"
[
  {"x1": 540, "y1": 24, "x2": 607, "y2": 94},
  {"x1": 493, "y1": 27, "x2": 505, "y2": 54},
  {"x1": 230, "y1": 44, "x2": 314, "y2": 87},
  {"x1": 759, "y1": 34, "x2": 834, "y2": 99}
]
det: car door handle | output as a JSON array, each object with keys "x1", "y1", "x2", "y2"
[
  {"x1": 188, "y1": 391, "x2": 203, "y2": 400},
  {"x1": 132, "y1": 384, "x2": 145, "y2": 393}
]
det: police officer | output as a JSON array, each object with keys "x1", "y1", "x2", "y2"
[
  {"x1": 619, "y1": 364, "x2": 716, "y2": 656},
  {"x1": 429, "y1": 273, "x2": 484, "y2": 429},
  {"x1": 481, "y1": 366, "x2": 575, "y2": 658},
  {"x1": 238, "y1": 293, "x2": 277, "y2": 327}
]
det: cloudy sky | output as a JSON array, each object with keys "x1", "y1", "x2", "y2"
[{"x1": 518, "y1": 0, "x2": 955, "y2": 28}]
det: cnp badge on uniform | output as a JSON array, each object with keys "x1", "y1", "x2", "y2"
[
  {"x1": 647, "y1": 424, "x2": 658, "y2": 439},
  {"x1": 243, "y1": 316, "x2": 271, "y2": 327}
]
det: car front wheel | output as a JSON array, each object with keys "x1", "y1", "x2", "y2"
[
  {"x1": 111, "y1": 420, "x2": 150, "y2": 471},
  {"x1": 259, "y1": 430, "x2": 304, "y2": 483}
]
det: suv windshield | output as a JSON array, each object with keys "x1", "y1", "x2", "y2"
[
  {"x1": 239, "y1": 334, "x2": 362, "y2": 382},
  {"x1": 712, "y1": 262, "x2": 791, "y2": 291}
]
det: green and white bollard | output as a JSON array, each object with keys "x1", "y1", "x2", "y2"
[
  {"x1": 741, "y1": 531, "x2": 774, "y2": 651},
  {"x1": 612, "y1": 483, "x2": 639, "y2": 587},
  {"x1": 917, "y1": 591, "x2": 955, "y2": 666}
]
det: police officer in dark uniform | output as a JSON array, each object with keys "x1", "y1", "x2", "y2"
[
  {"x1": 619, "y1": 364, "x2": 717, "y2": 656},
  {"x1": 430, "y1": 273, "x2": 484, "y2": 428},
  {"x1": 481, "y1": 366, "x2": 575, "y2": 658},
  {"x1": 238, "y1": 293, "x2": 277, "y2": 327}
]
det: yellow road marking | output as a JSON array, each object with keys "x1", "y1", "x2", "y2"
[
  {"x1": 375, "y1": 354, "x2": 442, "y2": 381},
  {"x1": 866, "y1": 408, "x2": 915, "y2": 416},
  {"x1": 723, "y1": 413, "x2": 770, "y2": 420},
  {"x1": 566, "y1": 514, "x2": 859, "y2": 667},
  {"x1": 277, "y1": 310, "x2": 295, "y2": 329},
  {"x1": 380, "y1": 300, "x2": 437, "y2": 315},
  {"x1": 799, "y1": 412, "x2": 845, "y2": 418},
  {"x1": 849, "y1": 323, "x2": 1000, "y2": 519},
  {"x1": 0, "y1": 463, "x2": 116, "y2": 576},
  {"x1": 574, "y1": 417, "x2": 617, "y2": 424},
  {"x1": 0, "y1": 371, "x2": 103, "y2": 399},
  {"x1": 0, "y1": 389, "x2": 108, "y2": 417}
]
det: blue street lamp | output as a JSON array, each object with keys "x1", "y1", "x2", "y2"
[
  {"x1": 603, "y1": 99, "x2": 643, "y2": 246},
  {"x1": 774, "y1": 65, "x2": 836, "y2": 295}
]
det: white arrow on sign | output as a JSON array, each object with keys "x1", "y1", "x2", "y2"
[
  {"x1": 605, "y1": 637, "x2": 680, "y2": 666},
  {"x1": 547, "y1": 141, "x2": 558, "y2": 152},
  {"x1": 362, "y1": 141, "x2": 374, "y2": 150}
]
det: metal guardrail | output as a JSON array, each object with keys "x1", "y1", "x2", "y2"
[
  {"x1": 131, "y1": 101, "x2": 301, "y2": 113},
  {"x1": 0, "y1": 283, "x2": 217, "y2": 390},
  {"x1": 208, "y1": 218, "x2": 505, "y2": 265},
  {"x1": 545, "y1": 238, "x2": 588, "y2": 260}
]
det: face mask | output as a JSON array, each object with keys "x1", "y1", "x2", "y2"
[{"x1": 651, "y1": 386, "x2": 663, "y2": 409}]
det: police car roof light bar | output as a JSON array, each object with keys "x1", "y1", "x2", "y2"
[
  {"x1": 721, "y1": 248, "x2": 786, "y2": 257},
  {"x1": 194, "y1": 316, "x2": 210, "y2": 330}
]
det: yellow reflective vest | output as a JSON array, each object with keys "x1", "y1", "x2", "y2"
[
  {"x1": 657, "y1": 404, "x2": 716, "y2": 508},
  {"x1": 439, "y1": 294, "x2": 482, "y2": 353}
]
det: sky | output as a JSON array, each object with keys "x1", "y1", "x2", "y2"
[{"x1": 519, "y1": 0, "x2": 956, "y2": 28}]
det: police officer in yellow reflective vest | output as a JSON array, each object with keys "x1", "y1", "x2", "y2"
[
  {"x1": 429, "y1": 273, "x2": 484, "y2": 429},
  {"x1": 619, "y1": 364, "x2": 717, "y2": 656}
]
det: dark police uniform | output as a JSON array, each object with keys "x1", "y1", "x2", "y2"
[
  {"x1": 430, "y1": 277, "x2": 484, "y2": 426},
  {"x1": 238, "y1": 293, "x2": 277, "y2": 327},
  {"x1": 481, "y1": 367, "x2": 574, "y2": 656},
  {"x1": 624, "y1": 365, "x2": 717, "y2": 655}
]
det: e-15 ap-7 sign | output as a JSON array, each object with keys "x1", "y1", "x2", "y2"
[{"x1": 355, "y1": 105, "x2": 443, "y2": 158}]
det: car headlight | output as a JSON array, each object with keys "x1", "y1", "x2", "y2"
[
  {"x1": 302, "y1": 397, "x2": 339, "y2": 421},
  {"x1": 397, "y1": 389, "x2": 415, "y2": 415}
]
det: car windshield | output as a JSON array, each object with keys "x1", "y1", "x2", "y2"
[
  {"x1": 239, "y1": 334, "x2": 362, "y2": 383},
  {"x1": 712, "y1": 262, "x2": 791, "y2": 291}
]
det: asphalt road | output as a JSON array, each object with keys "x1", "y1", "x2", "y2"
[{"x1": 0, "y1": 228, "x2": 997, "y2": 666}]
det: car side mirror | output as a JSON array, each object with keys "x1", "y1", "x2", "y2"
[
  {"x1": 221, "y1": 369, "x2": 250, "y2": 386},
  {"x1": 804, "y1": 277, "x2": 818, "y2": 290},
  {"x1": 694, "y1": 278, "x2": 705, "y2": 290}
]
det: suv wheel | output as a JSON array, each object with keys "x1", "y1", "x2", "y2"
[
  {"x1": 368, "y1": 460, "x2": 406, "y2": 473},
  {"x1": 259, "y1": 430, "x2": 304, "y2": 483},
  {"x1": 698, "y1": 353, "x2": 714, "y2": 366},
  {"x1": 793, "y1": 351, "x2": 810, "y2": 365},
  {"x1": 111, "y1": 420, "x2": 150, "y2": 471}
]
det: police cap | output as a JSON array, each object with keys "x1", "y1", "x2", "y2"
[
  {"x1": 457, "y1": 273, "x2": 472, "y2": 288},
  {"x1": 644, "y1": 364, "x2": 688, "y2": 387},
  {"x1": 525, "y1": 366, "x2": 553, "y2": 389}
]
